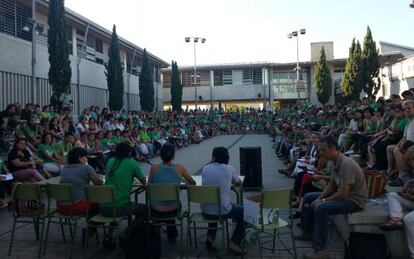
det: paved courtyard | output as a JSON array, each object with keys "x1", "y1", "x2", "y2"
[{"x1": 0, "y1": 134, "x2": 345, "y2": 258}]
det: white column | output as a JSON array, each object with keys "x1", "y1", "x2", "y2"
[
  {"x1": 72, "y1": 27, "x2": 77, "y2": 57},
  {"x1": 123, "y1": 52, "x2": 127, "y2": 73},
  {"x1": 210, "y1": 70, "x2": 214, "y2": 108}
]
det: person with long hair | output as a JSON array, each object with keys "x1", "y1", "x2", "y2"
[
  {"x1": 7, "y1": 137, "x2": 45, "y2": 182},
  {"x1": 148, "y1": 143, "x2": 195, "y2": 242},
  {"x1": 38, "y1": 133, "x2": 63, "y2": 175},
  {"x1": 100, "y1": 142, "x2": 147, "y2": 248}
]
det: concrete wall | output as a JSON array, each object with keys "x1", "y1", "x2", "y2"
[{"x1": 378, "y1": 56, "x2": 414, "y2": 99}]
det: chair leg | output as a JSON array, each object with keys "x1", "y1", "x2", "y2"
[
  {"x1": 69, "y1": 219, "x2": 77, "y2": 259},
  {"x1": 225, "y1": 220, "x2": 230, "y2": 245},
  {"x1": 8, "y1": 218, "x2": 17, "y2": 256},
  {"x1": 179, "y1": 222, "x2": 183, "y2": 259},
  {"x1": 257, "y1": 231, "x2": 262, "y2": 259},
  {"x1": 187, "y1": 219, "x2": 192, "y2": 246},
  {"x1": 193, "y1": 222, "x2": 197, "y2": 248},
  {"x1": 59, "y1": 218, "x2": 67, "y2": 242},
  {"x1": 33, "y1": 217, "x2": 40, "y2": 240},
  {"x1": 272, "y1": 229, "x2": 276, "y2": 253},
  {"x1": 43, "y1": 216, "x2": 52, "y2": 256},
  {"x1": 291, "y1": 230, "x2": 297, "y2": 259},
  {"x1": 67, "y1": 219, "x2": 73, "y2": 240},
  {"x1": 38, "y1": 217, "x2": 45, "y2": 258}
]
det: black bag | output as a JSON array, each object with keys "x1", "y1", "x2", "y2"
[
  {"x1": 124, "y1": 222, "x2": 161, "y2": 259},
  {"x1": 345, "y1": 232, "x2": 388, "y2": 259}
]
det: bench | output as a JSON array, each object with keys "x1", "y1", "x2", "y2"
[{"x1": 330, "y1": 191, "x2": 410, "y2": 258}]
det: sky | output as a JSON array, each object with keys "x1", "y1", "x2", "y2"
[{"x1": 64, "y1": 0, "x2": 414, "y2": 66}]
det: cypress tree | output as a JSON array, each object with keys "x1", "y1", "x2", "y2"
[
  {"x1": 314, "y1": 47, "x2": 332, "y2": 105},
  {"x1": 341, "y1": 39, "x2": 364, "y2": 100},
  {"x1": 48, "y1": 0, "x2": 71, "y2": 112},
  {"x1": 362, "y1": 26, "x2": 380, "y2": 97},
  {"x1": 105, "y1": 25, "x2": 124, "y2": 111},
  {"x1": 139, "y1": 49, "x2": 155, "y2": 112},
  {"x1": 170, "y1": 61, "x2": 183, "y2": 111}
]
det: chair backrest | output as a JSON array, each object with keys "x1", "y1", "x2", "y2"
[
  {"x1": 12, "y1": 183, "x2": 42, "y2": 201},
  {"x1": 46, "y1": 183, "x2": 74, "y2": 203},
  {"x1": 85, "y1": 185, "x2": 116, "y2": 204},
  {"x1": 187, "y1": 185, "x2": 220, "y2": 204},
  {"x1": 147, "y1": 184, "x2": 180, "y2": 204},
  {"x1": 261, "y1": 188, "x2": 292, "y2": 209}
]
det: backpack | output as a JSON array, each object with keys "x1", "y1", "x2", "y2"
[{"x1": 124, "y1": 222, "x2": 161, "y2": 259}]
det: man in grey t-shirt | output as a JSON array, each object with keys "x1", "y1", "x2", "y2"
[
  {"x1": 201, "y1": 147, "x2": 245, "y2": 255},
  {"x1": 297, "y1": 136, "x2": 368, "y2": 259}
]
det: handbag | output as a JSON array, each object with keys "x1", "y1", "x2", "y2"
[{"x1": 363, "y1": 169, "x2": 388, "y2": 198}]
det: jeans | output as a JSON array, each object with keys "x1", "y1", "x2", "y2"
[
  {"x1": 301, "y1": 192, "x2": 362, "y2": 251},
  {"x1": 203, "y1": 203, "x2": 245, "y2": 246}
]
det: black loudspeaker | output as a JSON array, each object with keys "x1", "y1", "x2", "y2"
[{"x1": 240, "y1": 147, "x2": 262, "y2": 189}]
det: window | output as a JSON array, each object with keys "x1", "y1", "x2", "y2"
[
  {"x1": 253, "y1": 69, "x2": 262, "y2": 84},
  {"x1": 214, "y1": 70, "x2": 223, "y2": 86},
  {"x1": 95, "y1": 39, "x2": 103, "y2": 64},
  {"x1": 0, "y1": 0, "x2": 16, "y2": 37},
  {"x1": 242, "y1": 70, "x2": 253, "y2": 84},
  {"x1": 0, "y1": 0, "x2": 32, "y2": 42},
  {"x1": 222, "y1": 70, "x2": 232, "y2": 85}
]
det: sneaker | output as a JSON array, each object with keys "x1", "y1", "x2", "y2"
[
  {"x1": 304, "y1": 250, "x2": 330, "y2": 259},
  {"x1": 388, "y1": 178, "x2": 404, "y2": 187}
]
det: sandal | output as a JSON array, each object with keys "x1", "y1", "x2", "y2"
[{"x1": 379, "y1": 218, "x2": 404, "y2": 231}]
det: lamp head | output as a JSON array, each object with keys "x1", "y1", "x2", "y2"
[
  {"x1": 300, "y1": 28, "x2": 306, "y2": 35},
  {"x1": 23, "y1": 24, "x2": 31, "y2": 32},
  {"x1": 287, "y1": 33, "x2": 292, "y2": 39},
  {"x1": 292, "y1": 31, "x2": 298, "y2": 37},
  {"x1": 201, "y1": 38, "x2": 206, "y2": 43},
  {"x1": 194, "y1": 37, "x2": 199, "y2": 43},
  {"x1": 185, "y1": 37, "x2": 190, "y2": 43},
  {"x1": 410, "y1": 0, "x2": 414, "y2": 8}
]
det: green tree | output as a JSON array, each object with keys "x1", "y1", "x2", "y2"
[
  {"x1": 139, "y1": 49, "x2": 155, "y2": 111},
  {"x1": 105, "y1": 25, "x2": 124, "y2": 111},
  {"x1": 362, "y1": 26, "x2": 380, "y2": 97},
  {"x1": 341, "y1": 39, "x2": 364, "y2": 100},
  {"x1": 314, "y1": 47, "x2": 332, "y2": 105},
  {"x1": 170, "y1": 61, "x2": 183, "y2": 111},
  {"x1": 48, "y1": 0, "x2": 71, "y2": 112}
]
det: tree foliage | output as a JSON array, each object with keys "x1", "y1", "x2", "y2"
[
  {"x1": 341, "y1": 39, "x2": 364, "y2": 100},
  {"x1": 361, "y1": 26, "x2": 380, "y2": 97},
  {"x1": 139, "y1": 49, "x2": 155, "y2": 112},
  {"x1": 48, "y1": 0, "x2": 71, "y2": 111},
  {"x1": 105, "y1": 25, "x2": 124, "y2": 111},
  {"x1": 314, "y1": 47, "x2": 332, "y2": 105},
  {"x1": 170, "y1": 61, "x2": 183, "y2": 111}
]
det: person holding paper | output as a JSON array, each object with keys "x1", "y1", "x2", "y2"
[{"x1": 201, "y1": 147, "x2": 245, "y2": 255}]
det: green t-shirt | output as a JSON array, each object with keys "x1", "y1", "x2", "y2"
[
  {"x1": 54, "y1": 141, "x2": 73, "y2": 158},
  {"x1": 101, "y1": 138, "x2": 116, "y2": 149},
  {"x1": 38, "y1": 144, "x2": 55, "y2": 163},
  {"x1": 140, "y1": 131, "x2": 150, "y2": 142},
  {"x1": 397, "y1": 117, "x2": 408, "y2": 132},
  {"x1": 104, "y1": 158, "x2": 145, "y2": 207}
]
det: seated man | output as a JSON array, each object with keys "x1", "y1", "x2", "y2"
[
  {"x1": 201, "y1": 147, "x2": 245, "y2": 255},
  {"x1": 296, "y1": 136, "x2": 368, "y2": 259}
]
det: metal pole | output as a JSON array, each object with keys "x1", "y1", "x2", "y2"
[
  {"x1": 193, "y1": 40, "x2": 197, "y2": 110},
  {"x1": 31, "y1": 0, "x2": 37, "y2": 104},
  {"x1": 77, "y1": 24, "x2": 89, "y2": 115},
  {"x1": 296, "y1": 34, "x2": 300, "y2": 102}
]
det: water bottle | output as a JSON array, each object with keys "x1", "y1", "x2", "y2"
[{"x1": 272, "y1": 209, "x2": 279, "y2": 224}]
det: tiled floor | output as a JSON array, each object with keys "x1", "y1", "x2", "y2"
[{"x1": 0, "y1": 134, "x2": 345, "y2": 258}]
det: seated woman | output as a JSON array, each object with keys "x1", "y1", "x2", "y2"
[
  {"x1": 7, "y1": 137, "x2": 45, "y2": 182},
  {"x1": 101, "y1": 142, "x2": 147, "y2": 248},
  {"x1": 0, "y1": 155, "x2": 12, "y2": 208},
  {"x1": 58, "y1": 147, "x2": 103, "y2": 215},
  {"x1": 148, "y1": 143, "x2": 195, "y2": 242},
  {"x1": 38, "y1": 133, "x2": 63, "y2": 176},
  {"x1": 201, "y1": 147, "x2": 245, "y2": 255}
]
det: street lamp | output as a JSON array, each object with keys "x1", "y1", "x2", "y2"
[
  {"x1": 185, "y1": 36, "x2": 206, "y2": 110},
  {"x1": 288, "y1": 28, "x2": 306, "y2": 103}
]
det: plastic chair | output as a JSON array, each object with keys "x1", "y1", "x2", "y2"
[
  {"x1": 84, "y1": 185, "x2": 125, "y2": 252},
  {"x1": 246, "y1": 188, "x2": 297, "y2": 259},
  {"x1": 8, "y1": 183, "x2": 46, "y2": 258},
  {"x1": 186, "y1": 185, "x2": 229, "y2": 250},
  {"x1": 42, "y1": 183, "x2": 83, "y2": 258},
  {"x1": 147, "y1": 183, "x2": 184, "y2": 257}
]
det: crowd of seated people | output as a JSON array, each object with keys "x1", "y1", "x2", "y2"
[{"x1": 273, "y1": 91, "x2": 414, "y2": 259}]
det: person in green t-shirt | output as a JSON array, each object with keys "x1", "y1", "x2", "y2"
[
  {"x1": 101, "y1": 131, "x2": 116, "y2": 150},
  {"x1": 38, "y1": 133, "x2": 64, "y2": 175},
  {"x1": 100, "y1": 142, "x2": 147, "y2": 247},
  {"x1": 54, "y1": 133, "x2": 74, "y2": 163}
]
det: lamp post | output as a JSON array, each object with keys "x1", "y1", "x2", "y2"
[
  {"x1": 288, "y1": 29, "x2": 306, "y2": 103},
  {"x1": 185, "y1": 37, "x2": 206, "y2": 110}
]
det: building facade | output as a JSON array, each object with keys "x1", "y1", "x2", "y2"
[{"x1": 0, "y1": 0, "x2": 168, "y2": 113}]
